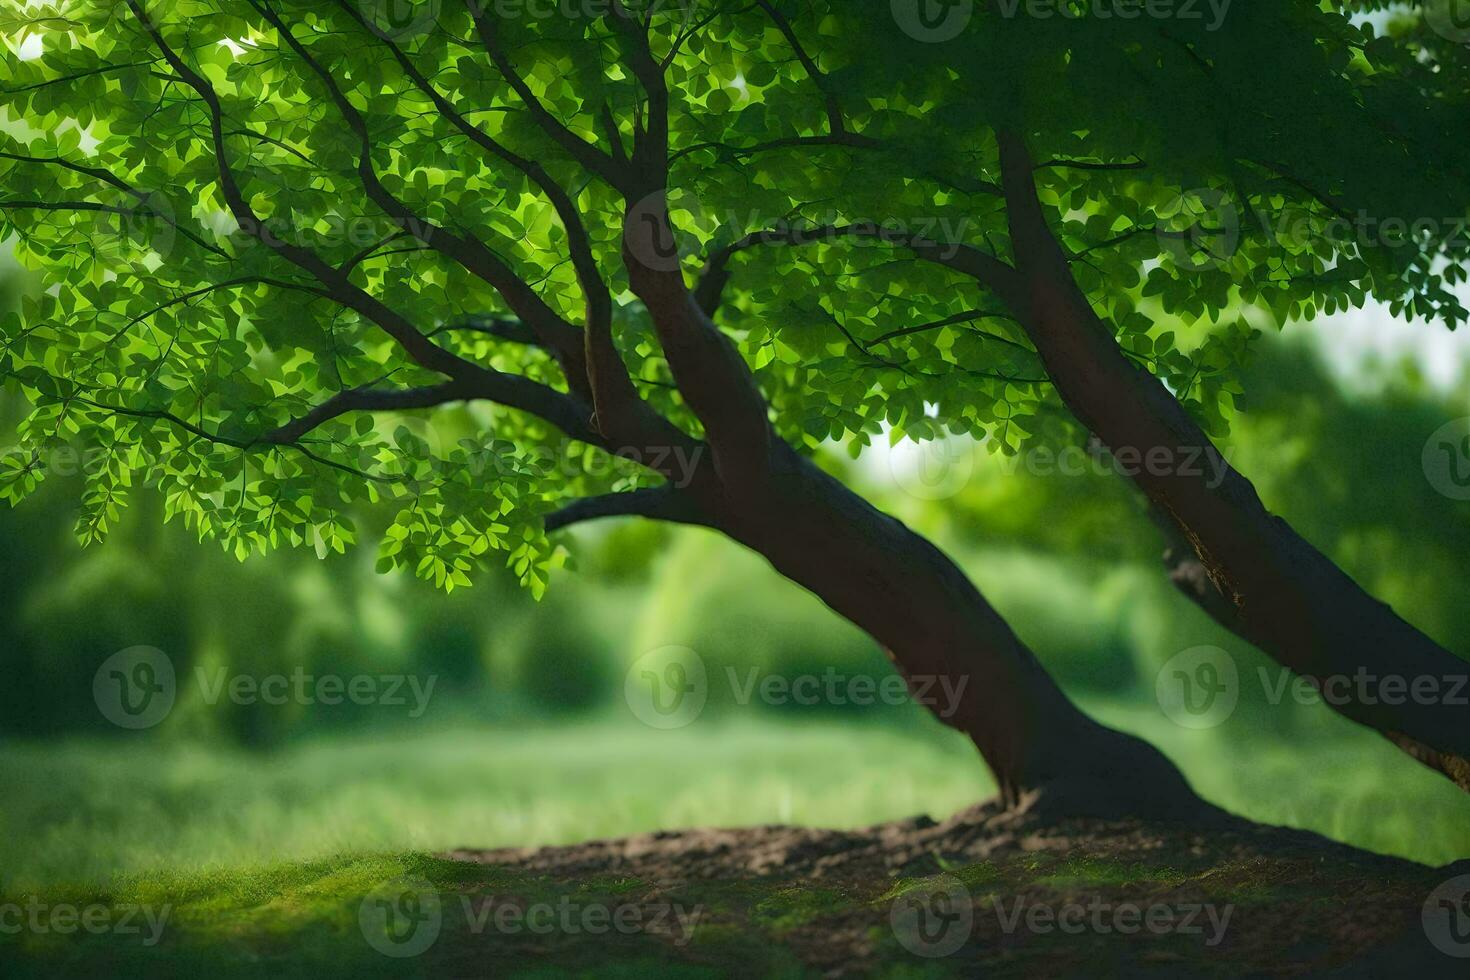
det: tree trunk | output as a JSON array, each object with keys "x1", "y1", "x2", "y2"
[
  {"x1": 615, "y1": 184, "x2": 1208, "y2": 820},
  {"x1": 685, "y1": 443, "x2": 1209, "y2": 820},
  {"x1": 995, "y1": 131, "x2": 1470, "y2": 792}
]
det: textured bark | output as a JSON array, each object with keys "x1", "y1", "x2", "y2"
[
  {"x1": 537, "y1": 28, "x2": 1208, "y2": 819},
  {"x1": 995, "y1": 131, "x2": 1470, "y2": 792},
  {"x1": 569, "y1": 447, "x2": 1208, "y2": 820},
  {"x1": 732, "y1": 449, "x2": 1206, "y2": 816}
]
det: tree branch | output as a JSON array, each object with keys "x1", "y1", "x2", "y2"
[
  {"x1": 466, "y1": 1, "x2": 625, "y2": 186},
  {"x1": 255, "y1": 379, "x2": 486, "y2": 446},
  {"x1": 604, "y1": 0, "x2": 670, "y2": 184},
  {"x1": 0, "y1": 150, "x2": 228, "y2": 257},
  {"x1": 668, "y1": 135, "x2": 1000, "y2": 199},
  {"x1": 753, "y1": 0, "x2": 846, "y2": 136},
  {"x1": 330, "y1": 0, "x2": 615, "y2": 406},
  {"x1": 696, "y1": 222, "x2": 1026, "y2": 316},
  {"x1": 338, "y1": 0, "x2": 648, "y2": 430},
  {"x1": 544, "y1": 485, "x2": 716, "y2": 532},
  {"x1": 251, "y1": 1, "x2": 584, "y2": 367},
  {"x1": 125, "y1": 0, "x2": 476, "y2": 381},
  {"x1": 97, "y1": 276, "x2": 326, "y2": 347},
  {"x1": 1036, "y1": 157, "x2": 1148, "y2": 172},
  {"x1": 996, "y1": 128, "x2": 1470, "y2": 794},
  {"x1": 623, "y1": 194, "x2": 773, "y2": 487},
  {"x1": 426, "y1": 315, "x2": 543, "y2": 346}
]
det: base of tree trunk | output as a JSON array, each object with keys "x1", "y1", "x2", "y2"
[
  {"x1": 448, "y1": 801, "x2": 1468, "y2": 976},
  {"x1": 1001, "y1": 723, "x2": 1221, "y2": 825}
]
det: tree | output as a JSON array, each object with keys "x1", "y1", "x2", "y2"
[{"x1": 0, "y1": 0, "x2": 1464, "y2": 816}]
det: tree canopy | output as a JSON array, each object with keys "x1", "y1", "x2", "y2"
[{"x1": 2, "y1": 0, "x2": 1467, "y2": 595}]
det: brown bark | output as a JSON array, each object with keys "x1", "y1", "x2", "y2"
[
  {"x1": 718, "y1": 445, "x2": 1208, "y2": 818},
  {"x1": 471, "y1": 14, "x2": 1209, "y2": 819},
  {"x1": 994, "y1": 130, "x2": 1470, "y2": 792},
  {"x1": 558, "y1": 448, "x2": 1209, "y2": 820}
]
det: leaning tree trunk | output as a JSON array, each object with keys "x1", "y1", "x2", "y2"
[
  {"x1": 993, "y1": 131, "x2": 1470, "y2": 792},
  {"x1": 676, "y1": 443, "x2": 1208, "y2": 820},
  {"x1": 602, "y1": 147, "x2": 1208, "y2": 819}
]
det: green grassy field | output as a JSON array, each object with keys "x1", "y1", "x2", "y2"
[
  {"x1": 3, "y1": 714, "x2": 1467, "y2": 977},
  {"x1": 3, "y1": 709, "x2": 1467, "y2": 892}
]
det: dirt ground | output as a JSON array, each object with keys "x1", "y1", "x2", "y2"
[{"x1": 447, "y1": 799, "x2": 1470, "y2": 977}]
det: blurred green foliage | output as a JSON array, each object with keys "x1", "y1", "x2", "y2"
[
  {"x1": 1, "y1": 303, "x2": 1466, "y2": 746},
  {"x1": 2, "y1": 253, "x2": 1469, "y2": 878}
]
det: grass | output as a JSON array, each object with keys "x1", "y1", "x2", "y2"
[
  {"x1": 0, "y1": 826, "x2": 1446, "y2": 978},
  {"x1": 0, "y1": 852, "x2": 751, "y2": 979},
  {"x1": 2, "y1": 709, "x2": 1467, "y2": 893},
  {"x1": 0, "y1": 717, "x2": 986, "y2": 889},
  {"x1": 1, "y1": 713, "x2": 1466, "y2": 977}
]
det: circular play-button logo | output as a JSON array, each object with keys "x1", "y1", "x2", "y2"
[
  {"x1": 93, "y1": 646, "x2": 176, "y2": 730},
  {"x1": 1426, "y1": 1, "x2": 1470, "y2": 45},
  {"x1": 1423, "y1": 418, "x2": 1470, "y2": 501},
  {"x1": 890, "y1": 874, "x2": 972, "y2": 957},
  {"x1": 624, "y1": 645, "x2": 708, "y2": 729},
  {"x1": 359, "y1": 876, "x2": 442, "y2": 958},
  {"x1": 891, "y1": 0, "x2": 974, "y2": 43},
  {"x1": 1156, "y1": 645, "x2": 1239, "y2": 729}
]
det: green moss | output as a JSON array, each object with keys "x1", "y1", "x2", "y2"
[
  {"x1": 878, "y1": 860, "x2": 1009, "y2": 903},
  {"x1": 1028, "y1": 856, "x2": 1191, "y2": 889},
  {"x1": 752, "y1": 885, "x2": 849, "y2": 932}
]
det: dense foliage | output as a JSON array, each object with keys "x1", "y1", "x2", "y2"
[{"x1": 2, "y1": 1, "x2": 1466, "y2": 593}]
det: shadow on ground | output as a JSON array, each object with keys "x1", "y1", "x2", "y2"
[{"x1": 5, "y1": 802, "x2": 1468, "y2": 978}]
